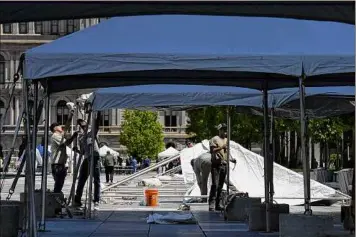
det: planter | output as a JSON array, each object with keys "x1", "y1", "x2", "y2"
[{"x1": 0, "y1": 203, "x2": 21, "y2": 237}]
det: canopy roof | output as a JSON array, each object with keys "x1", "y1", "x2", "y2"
[
  {"x1": 90, "y1": 85, "x2": 354, "y2": 119},
  {"x1": 236, "y1": 86, "x2": 355, "y2": 119},
  {"x1": 0, "y1": 2, "x2": 353, "y2": 24},
  {"x1": 90, "y1": 85, "x2": 261, "y2": 111},
  {"x1": 24, "y1": 15, "x2": 354, "y2": 93}
]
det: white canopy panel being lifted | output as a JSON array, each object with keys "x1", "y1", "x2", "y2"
[{"x1": 180, "y1": 140, "x2": 348, "y2": 206}]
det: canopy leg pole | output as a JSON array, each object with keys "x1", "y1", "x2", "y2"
[
  {"x1": 226, "y1": 106, "x2": 231, "y2": 198},
  {"x1": 23, "y1": 79, "x2": 37, "y2": 237},
  {"x1": 87, "y1": 111, "x2": 96, "y2": 219},
  {"x1": 269, "y1": 109, "x2": 275, "y2": 204},
  {"x1": 39, "y1": 83, "x2": 50, "y2": 231},
  {"x1": 263, "y1": 83, "x2": 271, "y2": 232},
  {"x1": 32, "y1": 82, "x2": 38, "y2": 186},
  {"x1": 299, "y1": 77, "x2": 312, "y2": 215}
]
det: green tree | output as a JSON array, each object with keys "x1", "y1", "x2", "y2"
[
  {"x1": 308, "y1": 118, "x2": 344, "y2": 144},
  {"x1": 120, "y1": 110, "x2": 165, "y2": 161},
  {"x1": 231, "y1": 113, "x2": 263, "y2": 148},
  {"x1": 308, "y1": 117, "x2": 345, "y2": 169},
  {"x1": 186, "y1": 107, "x2": 263, "y2": 147},
  {"x1": 186, "y1": 107, "x2": 225, "y2": 142}
]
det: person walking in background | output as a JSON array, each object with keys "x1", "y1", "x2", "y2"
[
  {"x1": 103, "y1": 151, "x2": 116, "y2": 184},
  {"x1": 143, "y1": 157, "x2": 151, "y2": 169},
  {"x1": 117, "y1": 155, "x2": 123, "y2": 167},
  {"x1": 131, "y1": 157, "x2": 137, "y2": 173}
]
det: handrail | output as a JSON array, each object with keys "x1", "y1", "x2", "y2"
[{"x1": 101, "y1": 153, "x2": 181, "y2": 192}]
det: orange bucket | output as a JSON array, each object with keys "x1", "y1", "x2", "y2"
[{"x1": 145, "y1": 188, "x2": 159, "y2": 206}]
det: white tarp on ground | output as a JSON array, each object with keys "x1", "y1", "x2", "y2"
[
  {"x1": 147, "y1": 212, "x2": 195, "y2": 224},
  {"x1": 158, "y1": 147, "x2": 179, "y2": 159},
  {"x1": 180, "y1": 140, "x2": 346, "y2": 206},
  {"x1": 99, "y1": 145, "x2": 119, "y2": 157}
]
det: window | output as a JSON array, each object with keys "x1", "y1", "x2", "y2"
[
  {"x1": 100, "y1": 110, "x2": 110, "y2": 131},
  {"x1": 35, "y1": 22, "x2": 42, "y2": 34},
  {"x1": 50, "y1": 20, "x2": 58, "y2": 35},
  {"x1": 19, "y1": 22, "x2": 28, "y2": 34},
  {"x1": 56, "y1": 100, "x2": 69, "y2": 125},
  {"x1": 2, "y1": 23, "x2": 12, "y2": 34},
  {"x1": 0, "y1": 55, "x2": 5, "y2": 85},
  {"x1": 0, "y1": 100, "x2": 4, "y2": 124},
  {"x1": 164, "y1": 111, "x2": 177, "y2": 127},
  {"x1": 73, "y1": 19, "x2": 80, "y2": 32},
  {"x1": 66, "y1": 19, "x2": 74, "y2": 34}
]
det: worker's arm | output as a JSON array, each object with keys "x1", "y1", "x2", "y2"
[
  {"x1": 209, "y1": 137, "x2": 227, "y2": 154},
  {"x1": 63, "y1": 132, "x2": 78, "y2": 146}
]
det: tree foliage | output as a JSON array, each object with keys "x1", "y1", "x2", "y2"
[
  {"x1": 186, "y1": 107, "x2": 263, "y2": 147},
  {"x1": 186, "y1": 107, "x2": 225, "y2": 142},
  {"x1": 120, "y1": 110, "x2": 165, "y2": 160},
  {"x1": 308, "y1": 117, "x2": 345, "y2": 143}
]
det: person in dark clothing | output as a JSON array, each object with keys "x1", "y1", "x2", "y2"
[
  {"x1": 18, "y1": 136, "x2": 27, "y2": 159},
  {"x1": 142, "y1": 157, "x2": 150, "y2": 169},
  {"x1": 117, "y1": 156, "x2": 123, "y2": 167},
  {"x1": 131, "y1": 157, "x2": 137, "y2": 173},
  {"x1": 74, "y1": 115, "x2": 101, "y2": 209},
  {"x1": 103, "y1": 151, "x2": 116, "y2": 183},
  {"x1": 208, "y1": 123, "x2": 236, "y2": 211}
]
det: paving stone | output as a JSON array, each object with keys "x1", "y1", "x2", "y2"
[
  {"x1": 150, "y1": 232, "x2": 205, "y2": 237},
  {"x1": 191, "y1": 211, "x2": 224, "y2": 223},
  {"x1": 149, "y1": 224, "x2": 201, "y2": 232},
  {"x1": 200, "y1": 222, "x2": 249, "y2": 232},
  {"x1": 95, "y1": 222, "x2": 150, "y2": 232}
]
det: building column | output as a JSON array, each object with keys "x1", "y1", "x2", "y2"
[
  {"x1": 43, "y1": 21, "x2": 50, "y2": 35},
  {"x1": 85, "y1": 19, "x2": 90, "y2": 27},
  {"x1": 15, "y1": 96, "x2": 20, "y2": 122},
  {"x1": 29, "y1": 22, "x2": 35, "y2": 34},
  {"x1": 9, "y1": 59, "x2": 14, "y2": 81},
  {"x1": 12, "y1": 23, "x2": 19, "y2": 34},
  {"x1": 10, "y1": 98, "x2": 14, "y2": 125},
  {"x1": 111, "y1": 109, "x2": 116, "y2": 126}
]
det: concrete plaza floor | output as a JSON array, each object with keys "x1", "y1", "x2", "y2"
[
  {"x1": 37, "y1": 209, "x2": 281, "y2": 237},
  {"x1": 34, "y1": 205, "x2": 351, "y2": 237}
]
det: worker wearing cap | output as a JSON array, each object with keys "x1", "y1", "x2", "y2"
[
  {"x1": 50, "y1": 122, "x2": 78, "y2": 194},
  {"x1": 208, "y1": 123, "x2": 236, "y2": 211},
  {"x1": 190, "y1": 152, "x2": 211, "y2": 202}
]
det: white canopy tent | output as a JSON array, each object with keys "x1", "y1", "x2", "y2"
[
  {"x1": 99, "y1": 145, "x2": 119, "y2": 157},
  {"x1": 158, "y1": 147, "x2": 179, "y2": 159}
]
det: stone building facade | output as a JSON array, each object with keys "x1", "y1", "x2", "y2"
[{"x1": 0, "y1": 19, "x2": 189, "y2": 154}]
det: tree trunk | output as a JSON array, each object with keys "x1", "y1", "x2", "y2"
[
  {"x1": 274, "y1": 133, "x2": 280, "y2": 164},
  {"x1": 325, "y1": 141, "x2": 329, "y2": 169},
  {"x1": 289, "y1": 131, "x2": 297, "y2": 169},
  {"x1": 280, "y1": 133, "x2": 285, "y2": 165}
]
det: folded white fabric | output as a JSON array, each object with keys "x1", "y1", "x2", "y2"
[{"x1": 147, "y1": 212, "x2": 195, "y2": 224}]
